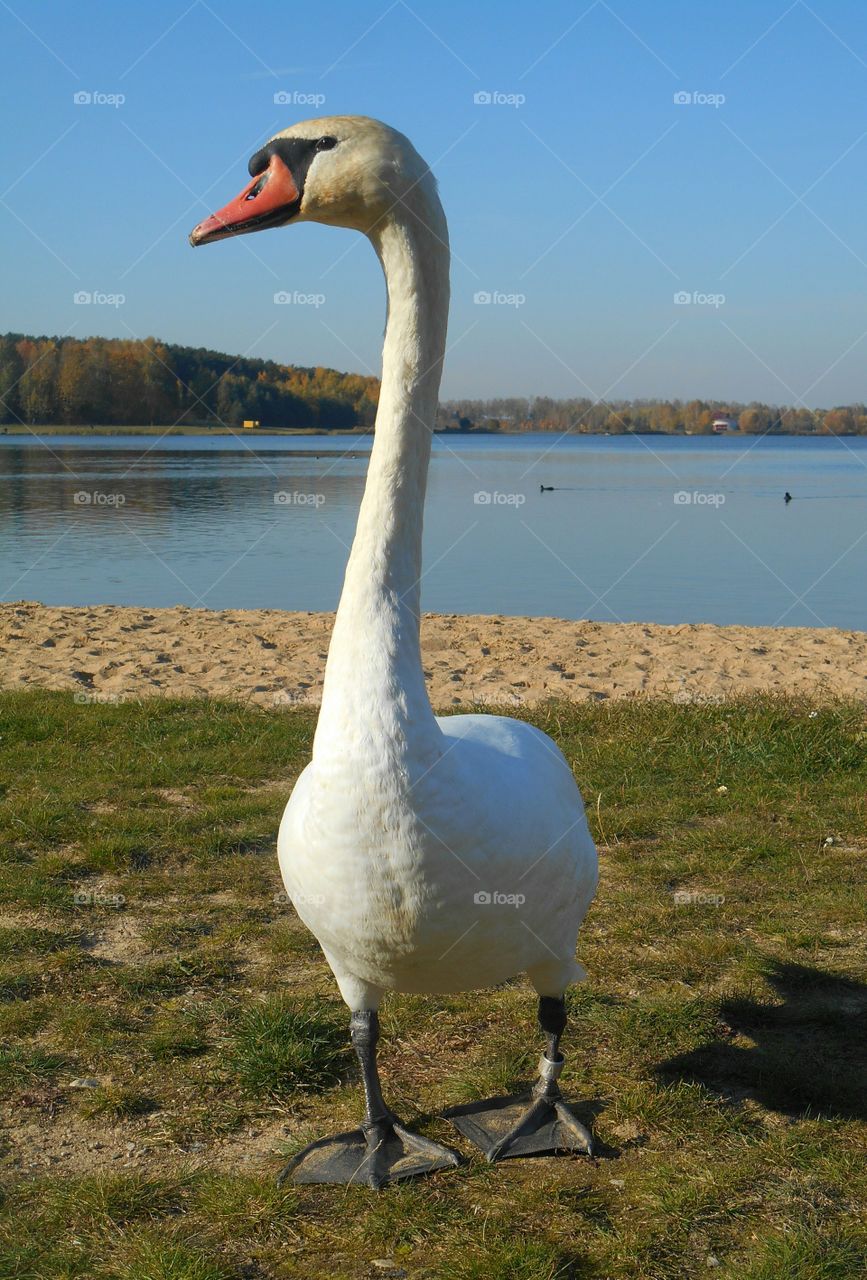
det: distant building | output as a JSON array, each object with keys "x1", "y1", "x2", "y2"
[
  {"x1": 712, "y1": 415, "x2": 738, "y2": 433},
  {"x1": 242, "y1": 419, "x2": 260, "y2": 430}
]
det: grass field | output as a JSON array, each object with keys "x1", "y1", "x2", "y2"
[{"x1": 0, "y1": 690, "x2": 865, "y2": 1279}]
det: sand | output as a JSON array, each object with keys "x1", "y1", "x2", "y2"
[{"x1": 1, "y1": 601, "x2": 865, "y2": 707}]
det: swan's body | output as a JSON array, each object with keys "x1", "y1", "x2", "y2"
[
  {"x1": 280, "y1": 712, "x2": 595, "y2": 1004},
  {"x1": 192, "y1": 115, "x2": 598, "y2": 1185}
]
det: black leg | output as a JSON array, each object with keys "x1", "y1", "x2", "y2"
[
  {"x1": 538, "y1": 996, "x2": 567, "y2": 1061},
  {"x1": 446, "y1": 994, "x2": 594, "y2": 1161},
  {"x1": 278, "y1": 1009, "x2": 460, "y2": 1188},
  {"x1": 351, "y1": 1010, "x2": 392, "y2": 1127}
]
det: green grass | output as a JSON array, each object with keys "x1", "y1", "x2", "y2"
[
  {"x1": 0, "y1": 689, "x2": 864, "y2": 1279},
  {"x1": 229, "y1": 995, "x2": 349, "y2": 1097}
]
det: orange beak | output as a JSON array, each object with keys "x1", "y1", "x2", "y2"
[{"x1": 189, "y1": 153, "x2": 300, "y2": 246}]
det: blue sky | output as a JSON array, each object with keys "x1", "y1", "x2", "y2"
[{"x1": 3, "y1": 0, "x2": 867, "y2": 404}]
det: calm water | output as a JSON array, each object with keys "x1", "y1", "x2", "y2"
[{"x1": 1, "y1": 433, "x2": 865, "y2": 628}]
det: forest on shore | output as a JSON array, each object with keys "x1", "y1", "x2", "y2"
[
  {"x1": 2, "y1": 332, "x2": 867, "y2": 435},
  {"x1": 440, "y1": 397, "x2": 867, "y2": 435},
  {"x1": 0, "y1": 333, "x2": 379, "y2": 431}
]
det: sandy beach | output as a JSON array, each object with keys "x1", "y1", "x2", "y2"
[{"x1": 1, "y1": 601, "x2": 865, "y2": 706}]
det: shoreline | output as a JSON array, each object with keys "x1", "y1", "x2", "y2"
[
  {"x1": 0, "y1": 425, "x2": 370, "y2": 437},
  {"x1": 2, "y1": 602, "x2": 865, "y2": 706},
  {"x1": 3, "y1": 425, "x2": 864, "y2": 439}
]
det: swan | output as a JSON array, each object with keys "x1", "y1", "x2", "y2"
[{"x1": 190, "y1": 116, "x2": 599, "y2": 1188}]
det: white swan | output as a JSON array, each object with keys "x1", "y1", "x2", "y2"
[{"x1": 191, "y1": 116, "x2": 598, "y2": 1187}]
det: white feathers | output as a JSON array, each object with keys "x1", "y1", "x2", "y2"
[{"x1": 275, "y1": 117, "x2": 598, "y2": 1013}]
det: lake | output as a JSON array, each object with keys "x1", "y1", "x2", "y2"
[{"x1": 1, "y1": 433, "x2": 865, "y2": 629}]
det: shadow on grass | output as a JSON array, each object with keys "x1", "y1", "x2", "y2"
[{"x1": 655, "y1": 960, "x2": 867, "y2": 1120}]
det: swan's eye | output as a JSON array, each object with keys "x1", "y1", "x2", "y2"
[{"x1": 315, "y1": 136, "x2": 337, "y2": 152}]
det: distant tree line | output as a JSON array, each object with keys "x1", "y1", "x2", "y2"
[
  {"x1": 437, "y1": 397, "x2": 867, "y2": 435},
  {"x1": 3, "y1": 333, "x2": 866, "y2": 435},
  {"x1": 0, "y1": 333, "x2": 380, "y2": 430}
]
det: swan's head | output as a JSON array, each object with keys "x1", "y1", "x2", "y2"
[{"x1": 190, "y1": 115, "x2": 435, "y2": 246}]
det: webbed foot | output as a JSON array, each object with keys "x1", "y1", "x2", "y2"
[
  {"x1": 279, "y1": 1114, "x2": 460, "y2": 1188},
  {"x1": 446, "y1": 1047, "x2": 594, "y2": 1161}
]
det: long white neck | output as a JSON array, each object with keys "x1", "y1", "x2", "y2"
[{"x1": 313, "y1": 189, "x2": 450, "y2": 768}]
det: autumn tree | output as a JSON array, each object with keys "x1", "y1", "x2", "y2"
[
  {"x1": 18, "y1": 341, "x2": 58, "y2": 423},
  {"x1": 738, "y1": 406, "x2": 770, "y2": 434},
  {"x1": 821, "y1": 408, "x2": 855, "y2": 435},
  {"x1": 0, "y1": 336, "x2": 24, "y2": 423}
]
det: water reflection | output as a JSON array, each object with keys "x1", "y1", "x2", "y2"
[{"x1": 0, "y1": 434, "x2": 864, "y2": 628}]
